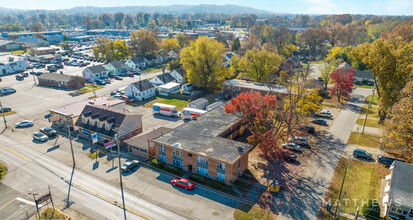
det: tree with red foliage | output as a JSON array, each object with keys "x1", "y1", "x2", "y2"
[
  {"x1": 225, "y1": 92, "x2": 285, "y2": 159},
  {"x1": 330, "y1": 68, "x2": 355, "y2": 102}
]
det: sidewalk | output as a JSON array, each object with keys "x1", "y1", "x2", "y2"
[{"x1": 352, "y1": 124, "x2": 383, "y2": 136}]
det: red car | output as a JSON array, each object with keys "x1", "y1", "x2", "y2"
[
  {"x1": 115, "y1": 76, "x2": 123, "y2": 80},
  {"x1": 171, "y1": 178, "x2": 195, "y2": 190}
]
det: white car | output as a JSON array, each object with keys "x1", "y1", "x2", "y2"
[
  {"x1": 321, "y1": 109, "x2": 331, "y2": 114},
  {"x1": 33, "y1": 132, "x2": 48, "y2": 142},
  {"x1": 282, "y1": 143, "x2": 301, "y2": 151},
  {"x1": 15, "y1": 120, "x2": 34, "y2": 128},
  {"x1": 288, "y1": 137, "x2": 308, "y2": 145}
]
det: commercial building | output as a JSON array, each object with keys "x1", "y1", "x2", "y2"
[
  {"x1": 0, "y1": 55, "x2": 27, "y2": 75},
  {"x1": 31, "y1": 47, "x2": 55, "y2": 55},
  {"x1": 49, "y1": 97, "x2": 126, "y2": 130},
  {"x1": 0, "y1": 40, "x2": 21, "y2": 51},
  {"x1": 125, "y1": 127, "x2": 172, "y2": 159},
  {"x1": 75, "y1": 105, "x2": 142, "y2": 145},
  {"x1": 222, "y1": 79, "x2": 289, "y2": 100},
  {"x1": 38, "y1": 73, "x2": 85, "y2": 90},
  {"x1": 152, "y1": 105, "x2": 253, "y2": 184}
]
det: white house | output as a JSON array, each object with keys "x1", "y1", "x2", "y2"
[
  {"x1": 144, "y1": 55, "x2": 158, "y2": 66},
  {"x1": 124, "y1": 79, "x2": 156, "y2": 101},
  {"x1": 150, "y1": 73, "x2": 176, "y2": 86},
  {"x1": 167, "y1": 50, "x2": 179, "y2": 60},
  {"x1": 158, "y1": 82, "x2": 181, "y2": 96},
  {"x1": 181, "y1": 83, "x2": 192, "y2": 92},
  {"x1": 125, "y1": 57, "x2": 146, "y2": 70},
  {"x1": 170, "y1": 68, "x2": 186, "y2": 84},
  {"x1": 82, "y1": 65, "x2": 109, "y2": 81},
  {"x1": 0, "y1": 57, "x2": 27, "y2": 76},
  {"x1": 105, "y1": 61, "x2": 127, "y2": 75}
]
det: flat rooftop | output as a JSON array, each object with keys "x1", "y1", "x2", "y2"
[
  {"x1": 51, "y1": 97, "x2": 125, "y2": 117},
  {"x1": 158, "y1": 82, "x2": 180, "y2": 89},
  {"x1": 223, "y1": 79, "x2": 289, "y2": 94},
  {"x1": 153, "y1": 105, "x2": 252, "y2": 163}
]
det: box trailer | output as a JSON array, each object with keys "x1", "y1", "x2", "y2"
[
  {"x1": 153, "y1": 103, "x2": 181, "y2": 117},
  {"x1": 182, "y1": 107, "x2": 207, "y2": 120}
]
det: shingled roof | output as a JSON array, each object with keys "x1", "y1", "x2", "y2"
[
  {"x1": 38, "y1": 73, "x2": 84, "y2": 82},
  {"x1": 109, "y1": 61, "x2": 126, "y2": 69},
  {"x1": 155, "y1": 73, "x2": 175, "y2": 84},
  {"x1": 130, "y1": 57, "x2": 145, "y2": 64},
  {"x1": 86, "y1": 65, "x2": 107, "y2": 73},
  {"x1": 130, "y1": 79, "x2": 154, "y2": 92},
  {"x1": 124, "y1": 127, "x2": 172, "y2": 149}
]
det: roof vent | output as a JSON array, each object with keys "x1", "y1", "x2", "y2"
[{"x1": 172, "y1": 143, "x2": 182, "y2": 149}]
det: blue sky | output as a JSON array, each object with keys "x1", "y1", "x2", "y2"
[{"x1": 1, "y1": 0, "x2": 412, "y2": 15}]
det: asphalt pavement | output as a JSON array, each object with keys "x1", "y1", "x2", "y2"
[{"x1": 274, "y1": 87, "x2": 374, "y2": 220}]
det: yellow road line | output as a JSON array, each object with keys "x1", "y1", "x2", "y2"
[
  {"x1": 0, "y1": 144, "x2": 31, "y2": 161},
  {"x1": 72, "y1": 181, "x2": 152, "y2": 220},
  {"x1": 0, "y1": 198, "x2": 16, "y2": 211}
]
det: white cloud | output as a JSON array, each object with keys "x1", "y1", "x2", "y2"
[{"x1": 385, "y1": 0, "x2": 413, "y2": 14}]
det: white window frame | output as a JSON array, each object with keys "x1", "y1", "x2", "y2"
[
  {"x1": 159, "y1": 145, "x2": 165, "y2": 153},
  {"x1": 217, "y1": 173, "x2": 225, "y2": 182},
  {"x1": 159, "y1": 155, "x2": 166, "y2": 163},
  {"x1": 197, "y1": 167, "x2": 208, "y2": 176},
  {"x1": 197, "y1": 155, "x2": 208, "y2": 165},
  {"x1": 217, "y1": 161, "x2": 226, "y2": 171}
]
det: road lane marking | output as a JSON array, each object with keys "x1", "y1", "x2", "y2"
[
  {"x1": 16, "y1": 197, "x2": 39, "y2": 207},
  {"x1": 0, "y1": 144, "x2": 31, "y2": 161},
  {"x1": 72, "y1": 181, "x2": 152, "y2": 220},
  {"x1": 0, "y1": 198, "x2": 16, "y2": 211}
]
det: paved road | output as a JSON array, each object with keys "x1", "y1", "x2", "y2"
[
  {"x1": 274, "y1": 88, "x2": 373, "y2": 220},
  {"x1": 0, "y1": 133, "x2": 186, "y2": 220}
]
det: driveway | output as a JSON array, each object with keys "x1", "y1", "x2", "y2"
[{"x1": 273, "y1": 88, "x2": 373, "y2": 220}]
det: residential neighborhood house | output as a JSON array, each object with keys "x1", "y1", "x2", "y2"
[
  {"x1": 82, "y1": 65, "x2": 109, "y2": 81},
  {"x1": 124, "y1": 79, "x2": 156, "y2": 101},
  {"x1": 125, "y1": 57, "x2": 146, "y2": 71},
  {"x1": 105, "y1": 60, "x2": 128, "y2": 75},
  {"x1": 170, "y1": 68, "x2": 186, "y2": 84},
  {"x1": 150, "y1": 72, "x2": 176, "y2": 86},
  {"x1": 157, "y1": 82, "x2": 181, "y2": 96}
]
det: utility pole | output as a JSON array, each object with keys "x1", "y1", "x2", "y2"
[
  {"x1": 362, "y1": 89, "x2": 375, "y2": 135},
  {"x1": 115, "y1": 131, "x2": 127, "y2": 220},
  {"x1": 0, "y1": 100, "x2": 7, "y2": 128},
  {"x1": 48, "y1": 185, "x2": 54, "y2": 210},
  {"x1": 355, "y1": 206, "x2": 360, "y2": 220},
  {"x1": 66, "y1": 115, "x2": 76, "y2": 167},
  {"x1": 334, "y1": 159, "x2": 351, "y2": 219}
]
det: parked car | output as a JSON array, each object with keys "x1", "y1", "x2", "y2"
[
  {"x1": 40, "y1": 127, "x2": 57, "y2": 137},
  {"x1": 281, "y1": 149, "x2": 297, "y2": 162},
  {"x1": 311, "y1": 118, "x2": 327, "y2": 125},
  {"x1": 171, "y1": 178, "x2": 195, "y2": 190},
  {"x1": 299, "y1": 125, "x2": 315, "y2": 133},
  {"x1": 282, "y1": 143, "x2": 301, "y2": 151},
  {"x1": 21, "y1": 72, "x2": 29, "y2": 77},
  {"x1": 126, "y1": 72, "x2": 135, "y2": 77},
  {"x1": 121, "y1": 160, "x2": 141, "y2": 172},
  {"x1": 315, "y1": 111, "x2": 332, "y2": 118},
  {"x1": 95, "y1": 79, "x2": 106, "y2": 85},
  {"x1": 44, "y1": 113, "x2": 51, "y2": 119},
  {"x1": 0, "y1": 107, "x2": 11, "y2": 113},
  {"x1": 288, "y1": 136, "x2": 308, "y2": 145},
  {"x1": 16, "y1": 120, "x2": 34, "y2": 128},
  {"x1": 377, "y1": 155, "x2": 404, "y2": 166},
  {"x1": 33, "y1": 132, "x2": 48, "y2": 142},
  {"x1": 114, "y1": 76, "x2": 123, "y2": 80},
  {"x1": 120, "y1": 96, "x2": 133, "y2": 102},
  {"x1": 0, "y1": 87, "x2": 16, "y2": 95},
  {"x1": 15, "y1": 74, "x2": 24, "y2": 80},
  {"x1": 353, "y1": 149, "x2": 373, "y2": 160}
]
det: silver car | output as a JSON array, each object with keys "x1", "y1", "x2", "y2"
[
  {"x1": 16, "y1": 120, "x2": 34, "y2": 128},
  {"x1": 33, "y1": 132, "x2": 48, "y2": 142}
]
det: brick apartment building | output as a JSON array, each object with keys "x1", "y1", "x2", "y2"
[
  {"x1": 75, "y1": 105, "x2": 142, "y2": 147},
  {"x1": 152, "y1": 105, "x2": 252, "y2": 184}
]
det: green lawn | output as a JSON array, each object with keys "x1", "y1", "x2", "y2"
[
  {"x1": 365, "y1": 95, "x2": 379, "y2": 105},
  {"x1": 347, "y1": 132, "x2": 382, "y2": 148},
  {"x1": 0, "y1": 163, "x2": 7, "y2": 181},
  {"x1": 360, "y1": 105, "x2": 379, "y2": 118},
  {"x1": 40, "y1": 208, "x2": 67, "y2": 219},
  {"x1": 355, "y1": 118, "x2": 384, "y2": 129},
  {"x1": 146, "y1": 96, "x2": 188, "y2": 110},
  {"x1": 9, "y1": 49, "x2": 30, "y2": 54},
  {"x1": 321, "y1": 157, "x2": 389, "y2": 219},
  {"x1": 145, "y1": 65, "x2": 164, "y2": 73},
  {"x1": 234, "y1": 202, "x2": 275, "y2": 220},
  {"x1": 79, "y1": 84, "x2": 104, "y2": 93}
]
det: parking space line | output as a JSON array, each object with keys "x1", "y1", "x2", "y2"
[
  {"x1": 0, "y1": 198, "x2": 16, "y2": 211},
  {"x1": 0, "y1": 144, "x2": 31, "y2": 161}
]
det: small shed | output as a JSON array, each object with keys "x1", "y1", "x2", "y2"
[
  {"x1": 206, "y1": 101, "x2": 224, "y2": 111},
  {"x1": 189, "y1": 98, "x2": 209, "y2": 110}
]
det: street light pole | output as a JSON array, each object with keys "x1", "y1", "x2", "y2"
[
  {"x1": 66, "y1": 115, "x2": 76, "y2": 167},
  {"x1": 115, "y1": 131, "x2": 127, "y2": 220},
  {"x1": 0, "y1": 100, "x2": 7, "y2": 128},
  {"x1": 29, "y1": 192, "x2": 40, "y2": 219},
  {"x1": 334, "y1": 159, "x2": 351, "y2": 219}
]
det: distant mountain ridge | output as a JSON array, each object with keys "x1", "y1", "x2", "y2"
[{"x1": 0, "y1": 4, "x2": 275, "y2": 15}]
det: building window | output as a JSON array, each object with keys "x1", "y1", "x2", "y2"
[
  {"x1": 217, "y1": 173, "x2": 225, "y2": 182},
  {"x1": 173, "y1": 149, "x2": 182, "y2": 158},
  {"x1": 89, "y1": 119, "x2": 94, "y2": 126},
  {"x1": 217, "y1": 161, "x2": 226, "y2": 171},
  {"x1": 187, "y1": 153, "x2": 192, "y2": 157},
  {"x1": 197, "y1": 167, "x2": 208, "y2": 176},
  {"x1": 197, "y1": 156, "x2": 208, "y2": 165},
  {"x1": 160, "y1": 155, "x2": 166, "y2": 163},
  {"x1": 173, "y1": 159, "x2": 183, "y2": 168},
  {"x1": 82, "y1": 116, "x2": 87, "y2": 123},
  {"x1": 159, "y1": 145, "x2": 165, "y2": 153}
]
